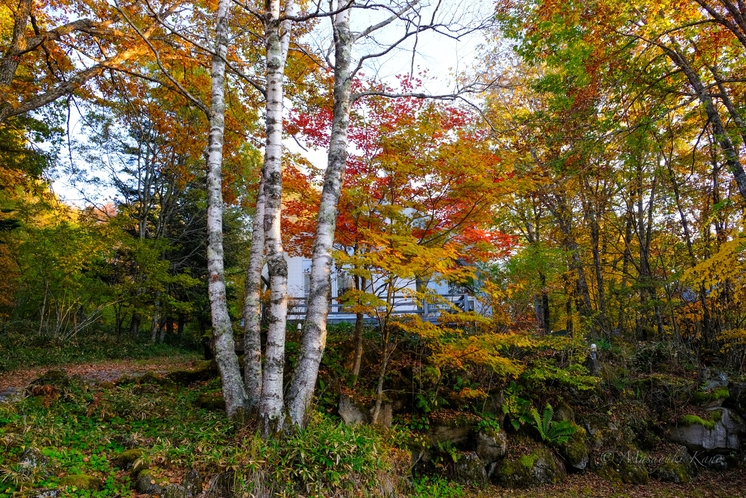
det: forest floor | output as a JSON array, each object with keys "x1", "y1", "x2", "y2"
[
  {"x1": 469, "y1": 468, "x2": 746, "y2": 497},
  {"x1": 1, "y1": 357, "x2": 746, "y2": 497},
  {"x1": 0, "y1": 354, "x2": 199, "y2": 399}
]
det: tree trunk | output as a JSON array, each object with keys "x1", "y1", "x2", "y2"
[
  {"x1": 351, "y1": 275, "x2": 367, "y2": 383},
  {"x1": 243, "y1": 178, "x2": 265, "y2": 413},
  {"x1": 258, "y1": 0, "x2": 295, "y2": 436},
  {"x1": 150, "y1": 296, "x2": 160, "y2": 343},
  {"x1": 663, "y1": 44, "x2": 746, "y2": 202},
  {"x1": 130, "y1": 313, "x2": 141, "y2": 338},
  {"x1": 206, "y1": 0, "x2": 247, "y2": 422},
  {"x1": 286, "y1": 1, "x2": 354, "y2": 427}
]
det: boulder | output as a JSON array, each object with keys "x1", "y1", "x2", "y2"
[
  {"x1": 113, "y1": 448, "x2": 145, "y2": 471},
  {"x1": 371, "y1": 403, "x2": 393, "y2": 428},
  {"x1": 693, "y1": 386, "x2": 729, "y2": 408},
  {"x1": 166, "y1": 361, "x2": 218, "y2": 386},
  {"x1": 554, "y1": 401, "x2": 575, "y2": 423},
  {"x1": 195, "y1": 392, "x2": 226, "y2": 411},
  {"x1": 597, "y1": 461, "x2": 649, "y2": 484},
  {"x1": 481, "y1": 392, "x2": 506, "y2": 426},
  {"x1": 182, "y1": 469, "x2": 202, "y2": 497},
  {"x1": 162, "y1": 484, "x2": 189, "y2": 498},
  {"x1": 338, "y1": 394, "x2": 368, "y2": 425},
  {"x1": 651, "y1": 462, "x2": 691, "y2": 484},
  {"x1": 452, "y1": 451, "x2": 487, "y2": 486},
  {"x1": 134, "y1": 470, "x2": 163, "y2": 495},
  {"x1": 666, "y1": 408, "x2": 744, "y2": 452},
  {"x1": 59, "y1": 474, "x2": 102, "y2": 491},
  {"x1": 475, "y1": 428, "x2": 507, "y2": 464},
  {"x1": 560, "y1": 425, "x2": 589, "y2": 471},
  {"x1": 493, "y1": 443, "x2": 565, "y2": 489},
  {"x1": 723, "y1": 382, "x2": 746, "y2": 417},
  {"x1": 19, "y1": 447, "x2": 50, "y2": 479},
  {"x1": 429, "y1": 425, "x2": 471, "y2": 447},
  {"x1": 27, "y1": 490, "x2": 60, "y2": 498}
]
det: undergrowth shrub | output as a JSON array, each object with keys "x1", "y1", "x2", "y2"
[{"x1": 241, "y1": 413, "x2": 398, "y2": 497}]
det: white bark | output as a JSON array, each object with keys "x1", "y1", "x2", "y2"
[
  {"x1": 258, "y1": 0, "x2": 296, "y2": 436},
  {"x1": 206, "y1": 0, "x2": 247, "y2": 421},
  {"x1": 286, "y1": 1, "x2": 354, "y2": 427},
  {"x1": 243, "y1": 178, "x2": 265, "y2": 413}
]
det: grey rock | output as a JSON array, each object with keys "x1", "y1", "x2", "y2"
[
  {"x1": 371, "y1": 403, "x2": 393, "y2": 428},
  {"x1": 429, "y1": 425, "x2": 471, "y2": 446},
  {"x1": 561, "y1": 426, "x2": 589, "y2": 471},
  {"x1": 475, "y1": 428, "x2": 507, "y2": 464},
  {"x1": 162, "y1": 484, "x2": 188, "y2": 498},
  {"x1": 19, "y1": 448, "x2": 49, "y2": 478},
  {"x1": 0, "y1": 388, "x2": 20, "y2": 402},
  {"x1": 182, "y1": 469, "x2": 201, "y2": 497},
  {"x1": 135, "y1": 471, "x2": 162, "y2": 495},
  {"x1": 494, "y1": 444, "x2": 565, "y2": 489},
  {"x1": 28, "y1": 490, "x2": 60, "y2": 498},
  {"x1": 651, "y1": 462, "x2": 691, "y2": 483},
  {"x1": 338, "y1": 394, "x2": 368, "y2": 425},
  {"x1": 702, "y1": 372, "x2": 728, "y2": 391},
  {"x1": 724, "y1": 382, "x2": 746, "y2": 417},
  {"x1": 667, "y1": 408, "x2": 745, "y2": 452},
  {"x1": 453, "y1": 451, "x2": 487, "y2": 486}
]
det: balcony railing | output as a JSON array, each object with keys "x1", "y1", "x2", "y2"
[{"x1": 286, "y1": 293, "x2": 477, "y2": 323}]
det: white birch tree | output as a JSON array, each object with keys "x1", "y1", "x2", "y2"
[
  {"x1": 247, "y1": 0, "x2": 297, "y2": 435},
  {"x1": 206, "y1": 0, "x2": 248, "y2": 421}
]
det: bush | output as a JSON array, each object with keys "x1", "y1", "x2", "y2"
[{"x1": 258, "y1": 413, "x2": 395, "y2": 496}]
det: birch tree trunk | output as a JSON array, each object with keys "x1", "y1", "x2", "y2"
[
  {"x1": 258, "y1": 0, "x2": 295, "y2": 436},
  {"x1": 206, "y1": 0, "x2": 247, "y2": 422},
  {"x1": 286, "y1": 0, "x2": 354, "y2": 427},
  {"x1": 243, "y1": 178, "x2": 265, "y2": 413}
]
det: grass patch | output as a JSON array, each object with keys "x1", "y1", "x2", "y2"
[{"x1": 0, "y1": 371, "x2": 402, "y2": 497}]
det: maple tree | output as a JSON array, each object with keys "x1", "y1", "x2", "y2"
[{"x1": 289, "y1": 77, "x2": 514, "y2": 421}]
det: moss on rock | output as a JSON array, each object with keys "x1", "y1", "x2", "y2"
[
  {"x1": 597, "y1": 460, "x2": 649, "y2": 485},
  {"x1": 494, "y1": 443, "x2": 565, "y2": 489},
  {"x1": 693, "y1": 387, "x2": 730, "y2": 406},
  {"x1": 113, "y1": 448, "x2": 145, "y2": 471},
  {"x1": 651, "y1": 462, "x2": 691, "y2": 483},
  {"x1": 678, "y1": 411, "x2": 721, "y2": 430},
  {"x1": 165, "y1": 361, "x2": 217, "y2": 386},
  {"x1": 59, "y1": 474, "x2": 102, "y2": 490},
  {"x1": 560, "y1": 425, "x2": 589, "y2": 471},
  {"x1": 452, "y1": 451, "x2": 487, "y2": 486},
  {"x1": 134, "y1": 469, "x2": 164, "y2": 494}
]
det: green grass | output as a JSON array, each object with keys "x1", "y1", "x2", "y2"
[{"x1": 0, "y1": 370, "x2": 399, "y2": 497}]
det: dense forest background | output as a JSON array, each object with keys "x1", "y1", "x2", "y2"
[{"x1": 2, "y1": 0, "x2": 745, "y2": 372}]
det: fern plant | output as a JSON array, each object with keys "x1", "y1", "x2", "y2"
[{"x1": 530, "y1": 403, "x2": 577, "y2": 446}]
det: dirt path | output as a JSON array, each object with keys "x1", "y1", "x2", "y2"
[{"x1": 0, "y1": 354, "x2": 201, "y2": 398}]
